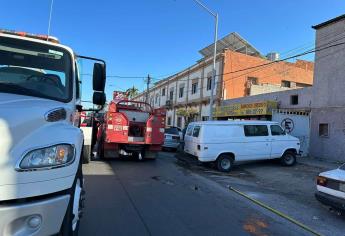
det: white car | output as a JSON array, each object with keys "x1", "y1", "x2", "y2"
[
  {"x1": 184, "y1": 121, "x2": 301, "y2": 172},
  {"x1": 80, "y1": 113, "x2": 94, "y2": 163},
  {"x1": 315, "y1": 164, "x2": 345, "y2": 212}
]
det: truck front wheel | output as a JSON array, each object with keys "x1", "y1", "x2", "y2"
[
  {"x1": 59, "y1": 164, "x2": 85, "y2": 236},
  {"x1": 82, "y1": 145, "x2": 91, "y2": 164}
]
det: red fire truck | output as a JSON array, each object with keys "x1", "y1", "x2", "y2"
[{"x1": 96, "y1": 92, "x2": 165, "y2": 160}]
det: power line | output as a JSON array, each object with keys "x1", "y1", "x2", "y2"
[{"x1": 137, "y1": 39, "x2": 345, "y2": 100}]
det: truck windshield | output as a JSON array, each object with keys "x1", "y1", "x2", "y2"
[{"x1": 0, "y1": 36, "x2": 72, "y2": 102}]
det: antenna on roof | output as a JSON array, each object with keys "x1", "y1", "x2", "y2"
[{"x1": 47, "y1": 0, "x2": 54, "y2": 40}]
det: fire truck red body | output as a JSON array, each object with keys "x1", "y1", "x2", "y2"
[{"x1": 97, "y1": 93, "x2": 165, "y2": 160}]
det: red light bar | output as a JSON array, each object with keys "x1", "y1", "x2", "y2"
[{"x1": 0, "y1": 29, "x2": 59, "y2": 43}]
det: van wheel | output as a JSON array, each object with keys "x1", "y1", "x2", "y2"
[
  {"x1": 59, "y1": 164, "x2": 84, "y2": 236},
  {"x1": 281, "y1": 151, "x2": 296, "y2": 166},
  {"x1": 216, "y1": 154, "x2": 234, "y2": 172}
]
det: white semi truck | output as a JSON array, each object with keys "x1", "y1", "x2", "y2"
[{"x1": 0, "y1": 30, "x2": 106, "y2": 235}]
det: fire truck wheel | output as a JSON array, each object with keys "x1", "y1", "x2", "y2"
[{"x1": 59, "y1": 162, "x2": 84, "y2": 236}]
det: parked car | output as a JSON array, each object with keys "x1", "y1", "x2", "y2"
[
  {"x1": 163, "y1": 127, "x2": 181, "y2": 151},
  {"x1": 80, "y1": 112, "x2": 95, "y2": 163},
  {"x1": 315, "y1": 164, "x2": 345, "y2": 212},
  {"x1": 184, "y1": 121, "x2": 301, "y2": 172}
]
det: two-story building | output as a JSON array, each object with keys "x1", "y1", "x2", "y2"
[
  {"x1": 133, "y1": 32, "x2": 314, "y2": 129},
  {"x1": 309, "y1": 14, "x2": 345, "y2": 161}
]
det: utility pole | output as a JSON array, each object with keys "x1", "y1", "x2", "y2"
[
  {"x1": 145, "y1": 74, "x2": 151, "y2": 104},
  {"x1": 47, "y1": 0, "x2": 54, "y2": 39},
  {"x1": 192, "y1": 0, "x2": 218, "y2": 120}
]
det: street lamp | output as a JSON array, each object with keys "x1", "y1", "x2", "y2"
[{"x1": 192, "y1": 0, "x2": 218, "y2": 121}]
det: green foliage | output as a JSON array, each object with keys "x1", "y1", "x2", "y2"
[
  {"x1": 126, "y1": 86, "x2": 139, "y2": 98},
  {"x1": 176, "y1": 107, "x2": 199, "y2": 124}
]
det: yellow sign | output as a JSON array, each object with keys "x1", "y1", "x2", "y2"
[{"x1": 214, "y1": 101, "x2": 277, "y2": 117}]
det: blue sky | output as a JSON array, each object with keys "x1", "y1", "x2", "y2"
[{"x1": 1, "y1": 0, "x2": 344, "y2": 102}]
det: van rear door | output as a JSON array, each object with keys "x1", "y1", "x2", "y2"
[
  {"x1": 184, "y1": 124, "x2": 194, "y2": 154},
  {"x1": 190, "y1": 125, "x2": 201, "y2": 156}
]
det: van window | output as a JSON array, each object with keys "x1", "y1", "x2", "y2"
[
  {"x1": 192, "y1": 126, "x2": 201, "y2": 137},
  {"x1": 186, "y1": 125, "x2": 194, "y2": 136},
  {"x1": 244, "y1": 125, "x2": 268, "y2": 137},
  {"x1": 271, "y1": 125, "x2": 285, "y2": 136}
]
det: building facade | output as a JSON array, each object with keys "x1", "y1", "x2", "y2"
[
  {"x1": 133, "y1": 32, "x2": 314, "y2": 129},
  {"x1": 309, "y1": 15, "x2": 345, "y2": 161}
]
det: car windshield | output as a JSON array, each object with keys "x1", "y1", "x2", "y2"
[
  {"x1": 339, "y1": 164, "x2": 345, "y2": 170},
  {"x1": 0, "y1": 36, "x2": 72, "y2": 102},
  {"x1": 165, "y1": 127, "x2": 179, "y2": 135}
]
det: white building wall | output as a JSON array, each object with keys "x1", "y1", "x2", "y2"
[
  {"x1": 177, "y1": 76, "x2": 188, "y2": 103},
  {"x1": 202, "y1": 62, "x2": 221, "y2": 98},
  {"x1": 160, "y1": 85, "x2": 167, "y2": 107},
  {"x1": 188, "y1": 70, "x2": 202, "y2": 101}
]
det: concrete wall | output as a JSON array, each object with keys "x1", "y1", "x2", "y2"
[
  {"x1": 250, "y1": 83, "x2": 301, "y2": 96},
  {"x1": 222, "y1": 87, "x2": 313, "y2": 110},
  {"x1": 309, "y1": 18, "x2": 345, "y2": 161}
]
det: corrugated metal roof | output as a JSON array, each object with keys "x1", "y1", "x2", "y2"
[{"x1": 199, "y1": 32, "x2": 262, "y2": 58}]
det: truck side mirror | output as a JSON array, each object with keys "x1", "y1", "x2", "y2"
[
  {"x1": 93, "y1": 63, "x2": 106, "y2": 91},
  {"x1": 93, "y1": 91, "x2": 106, "y2": 106}
]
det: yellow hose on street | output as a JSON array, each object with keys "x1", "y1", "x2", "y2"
[{"x1": 229, "y1": 186, "x2": 322, "y2": 236}]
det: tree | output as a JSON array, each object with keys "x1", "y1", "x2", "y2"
[
  {"x1": 176, "y1": 107, "x2": 199, "y2": 126},
  {"x1": 126, "y1": 86, "x2": 139, "y2": 99}
]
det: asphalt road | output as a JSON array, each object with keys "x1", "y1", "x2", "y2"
[{"x1": 80, "y1": 152, "x2": 312, "y2": 236}]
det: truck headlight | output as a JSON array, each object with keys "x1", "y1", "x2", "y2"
[{"x1": 18, "y1": 144, "x2": 75, "y2": 170}]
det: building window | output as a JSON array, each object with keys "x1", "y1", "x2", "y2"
[
  {"x1": 167, "y1": 116, "x2": 172, "y2": 126},
  {"x1": 162, "y1": 88, "x2": 166, "y2": 96},
  {"x1": 179, "y1": 87, "x2": 184, "y2": 98},
  {"x1": 155, "y1": 94, "x2": 159, "y2": 104},
  {"x1": 291, "y1": 95, "x2": 298, "y2": 105},
  {"x1": 282, "y1": 80, "x2": 291, "y2": 88},
  {"x1": 202, "y1": 116, "x2": 209, "y2": 121},
  {"x1": 247, "y1": 77, "x2": 258, "y2": 85},
  {"x1": 319, "y1": 123, "x2": 329, "y2": 137},
  {"x1": 191, "y1": 82, "x2": 198, "y2": 94},
  {"x1": 207, "y1": 77, "x2": 212, "y2": 90},
  {"x1": 177, "y1": 116, "x2": 182, "y2": 128},
  {"x1": 169, "y1": 90, "x2": 174, "y2": 100}
]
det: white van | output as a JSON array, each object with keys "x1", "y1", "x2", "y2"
[{"x1": 184, "y1": 121, "x2": 301, "y2": 172}]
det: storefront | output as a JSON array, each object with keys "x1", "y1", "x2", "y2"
[{"x1": 214, "y1": 101, "x2": 278, "y2": 120}]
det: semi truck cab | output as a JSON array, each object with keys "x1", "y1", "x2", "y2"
[{"x1": 0, "y1": 30, "x2": 106, "y2": 236}]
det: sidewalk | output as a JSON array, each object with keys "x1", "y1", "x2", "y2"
[{"x1": 298, "y1": 156, "x2": 343, "y2": 170}]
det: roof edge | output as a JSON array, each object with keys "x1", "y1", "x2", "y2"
[{"x1": 312, "y1": 14, "x2": 345, "y2": 30}]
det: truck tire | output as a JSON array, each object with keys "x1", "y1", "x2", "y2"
[
  {"x1": 82, "y1": 145, "x2": 91, "y2": 164},
  {"x1": 216, "y1": 154, "x2": 234, "y2": 172},
  {"x1": 59, "y1": 164, "x2": 85, "y2": 236},
  {"x1": 280, "y1": 151, "x2": 297, "y2": 166}
]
